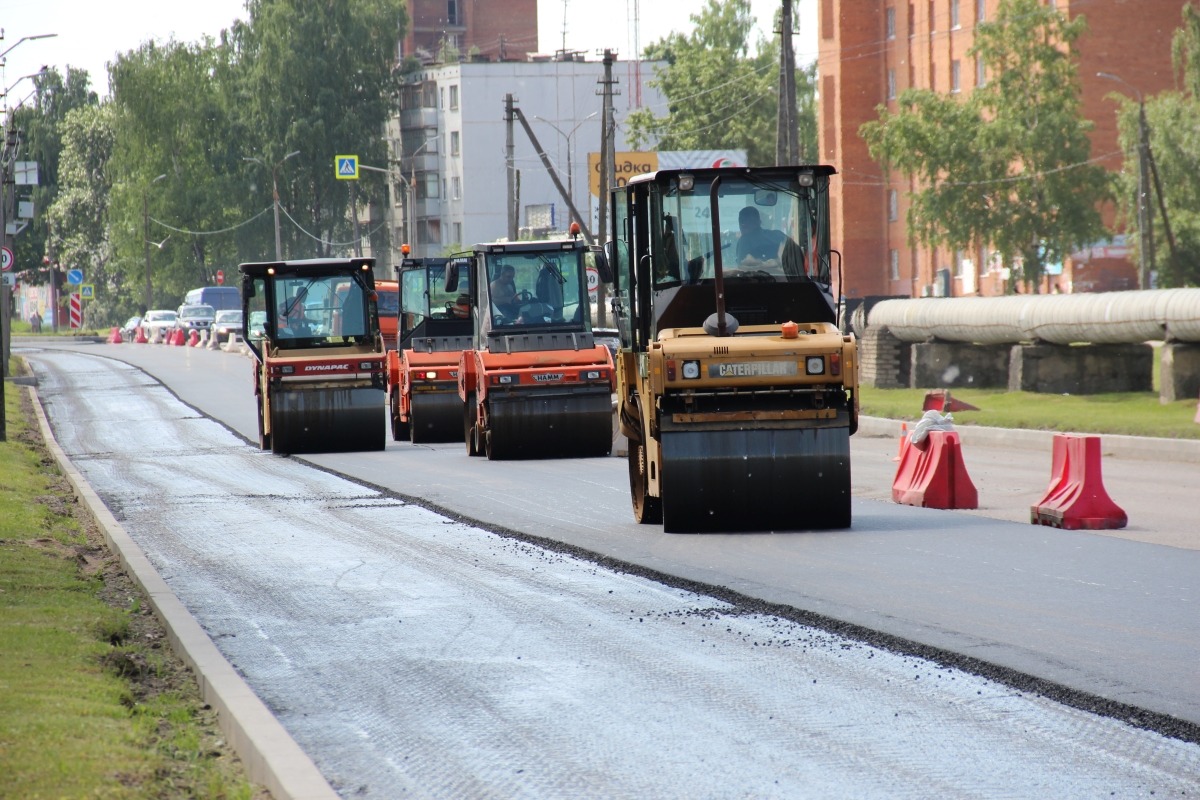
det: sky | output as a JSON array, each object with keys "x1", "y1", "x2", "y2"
[{"x1": 2, "y1": 0, "x2": 818, "y2": 104}]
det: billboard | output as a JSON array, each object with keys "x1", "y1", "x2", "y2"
[{"x1": 587, "y1": 150, "x2": 747, "y2": 197}]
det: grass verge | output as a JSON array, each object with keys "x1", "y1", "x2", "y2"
[
  {"x1": 859, "y1": 385, "x2": 1200, "y2": 439},
  {"x1": 1, "y1": 360, "x2": 266, "y2": 799}
]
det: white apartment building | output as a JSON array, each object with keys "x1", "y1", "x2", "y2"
[{"x1": 388, "y1": 57, "x2": 666, "y2": 258}]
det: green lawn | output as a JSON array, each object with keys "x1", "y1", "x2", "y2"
[
  {"x1": 859, "y1": 386, "x2": 1200, "y2": 440},
  {"x1": 1, "y1": 360, "x2": 261, "y2": 799}
]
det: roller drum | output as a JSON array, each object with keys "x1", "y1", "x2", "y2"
[
  {"x1": 409, "y1": 391, "x2": 464, "y2": 443},
  {"x1": 269, "y1": 386, "x2": 385, "y2": 455},
  {"x1": 659, "y1": 426, "x2": 851, "y2": 533},
  {"x1": 485, "y1": 388, "x2": 613, "y2": 460}
]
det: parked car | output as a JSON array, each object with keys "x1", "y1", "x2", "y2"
[
  {"x1": 140, "y1": 310, "x2": 178, "y2": 339},
  {"x1": 120, "y1": 316, "x2": 142, "y2": 339},
  {"x1": 211, "y1": 309, "x2": 243, "y2": 344},
  {"x1": 175, "y1": 304, "x2": 216, "y2": 333}
]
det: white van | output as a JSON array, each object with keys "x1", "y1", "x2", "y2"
[{"x1": 183, "y1": 286, "x2": 240, "y2": 311}]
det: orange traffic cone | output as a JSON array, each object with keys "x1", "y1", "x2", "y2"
[{"x1": 893, "y1": 422, "x2": 908, "y2": 462}]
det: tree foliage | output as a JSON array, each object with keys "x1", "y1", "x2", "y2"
[
  {"x1": 25, "y1": 0, "x2": 407, "y2": 324},
  {"x1": 859, "y1": 0, "x2": 1112, "y2": 290},
  {"x1": 625, "y1": 0, "x2": 816, "y2": 168},
  {"x1": 1117, "y1": 2, "x2": 1200, "y2": 288}
]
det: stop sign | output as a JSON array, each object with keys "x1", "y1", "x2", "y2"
[{"x1": 216, "y1": 270, "x2": 224, "y2": 285}]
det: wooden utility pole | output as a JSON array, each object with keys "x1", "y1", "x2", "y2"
[{"x1": 776, "y1": 0, "x2": 801, "y2": 165}]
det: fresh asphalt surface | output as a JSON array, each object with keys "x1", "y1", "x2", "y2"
[{"x1": 14, "y1": 339, "x2": 1200, "y2": 796}]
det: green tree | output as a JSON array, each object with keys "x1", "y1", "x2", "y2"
[
  {"x1": 43, "y1": 104, "x2": 119, "y2": 324},
  {"x1": 1114, "y1": 2, "x2": 1200, "y2": 288},
  {"x1": 859, "y1": 0, "x2": 1112, "y2": 291},
  {"x1": 229, "y1": 0, "x2": 407, "y2": 259},
  {"x1": 625, "y1": 0, "x2": 814, "y2": 168},
  {"x1": 10, "y1": 67, "x2": 98, "y2": 280},
  {"x1": 108, "y1": 38, "x2": 246, "y2": 308}
]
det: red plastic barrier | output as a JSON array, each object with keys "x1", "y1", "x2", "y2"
[
  {"x1": 1031, "y1": 434, "x2": 1127, "y2": 530},
  {"x1": 171, "y1": 328, "x2": 186, "y2": 346},
  {"x1": 135, "y1": 327, "x2": 148, "y2": 344},
  {"x1": 892, "y1": 429, "x2": 978, "y2": 509},
  {"x1": 187, "y1": 329, "x2": 200, "y2": 347},
  {"x1": 107, "y1": 327, "x2": 123, "y2": 344}
]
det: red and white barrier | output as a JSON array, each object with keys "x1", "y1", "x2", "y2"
[
  {"x1": 892, "y1": 429, "x2": 978, "y2": 510},
  {"x1": 1031, "y1": 434, "x2": 1127, "y2": 530}
]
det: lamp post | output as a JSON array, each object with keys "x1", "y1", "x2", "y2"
[
  {"x1": 404, "y1": 138, "x2": 435, "y2": 256},
  {"x1": 244, "y1": 150, "x2": 301, "y2": 260},
  {"x1": 533, "y1": 112, "x2": 598, "y2": 220},
  {"x1": 142, "y1": 173, "x2": 167, "y2": 312}
]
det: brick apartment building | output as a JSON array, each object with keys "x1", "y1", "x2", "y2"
[
  {"x1": 401, "y1": 0, "x2": 538, "y2": 63},
  {"x1": 817, "y1": 0, "x2": 1187, "y2": 298}
]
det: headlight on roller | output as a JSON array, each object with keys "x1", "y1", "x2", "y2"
[
  {"x1": 682, "y1": 360, "x2": 701, "y2": 380},
  {"x1": 806, "y1": 356, "x2": 824, "y2": 375}
]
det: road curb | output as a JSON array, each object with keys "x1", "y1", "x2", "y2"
[
  {"x1": 25, "y1": 385, "x2": 339, "y2": 800},
  {"x1": 857, "y1": 415, "x2": 1200, "y2": 463}
]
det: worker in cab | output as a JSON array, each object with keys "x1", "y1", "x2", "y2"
[{"x1": 490, "y1": 264, "x2": 519, "y2": 316}]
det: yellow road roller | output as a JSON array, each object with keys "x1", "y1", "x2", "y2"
[
  {"x1": 609, "y1": 166, "x2": 858, "y2": 532},
  {"x1": 239, "y1": 257, "x2": 387, "y2": 455}
]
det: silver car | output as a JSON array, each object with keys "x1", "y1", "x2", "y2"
[
  {"x1": 212, "y1": 309, "x2": 243, "y2": 344},
  {"x1": 141, "y1": 310, "x2": 178, "y2": 339}
]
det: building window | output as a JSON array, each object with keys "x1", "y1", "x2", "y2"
[
  {"x1": 976, "y1": 57, "x2": 986, "y2": 87},
  {"x1": 890, "y1": 249, "x2": 900, "y2": 281},
  {"x1": 453, "y1": 222, "x2": 462, "y2": 243},
  {"x1": 821, "y1": 0, "x2": 834, "y2": 39},
  {"x1": 449, "y1": 84, "x2": 459, "y2": 110},
  {"x1": 416, "y1": 172, "x2": 439, "y2": 199},
  {"x1": 951, "y1": 60, "x2": 961, "y2": 92},
  {"x1": 950, "y1": 0, "x2": 960, "y2": 28},
  {"x1": 451, "y1": 176, "x2": 461, "y2": 199},
  {"x1": 977, "y1": 0, "x2": 985, "y2": 21},
  {"x1": 888, "y1": 189, "x2": 898, "y2": 221},
  {"x1": 909, "y1": 3, "x2": 915, "y2": 37},
  {"x1": 447, "y1": 0, "x2": 461, "y2": 26},
  {"x1": 929, "y1": 0, "x2": 936, "y2": 32},
  {"x1": 450, "y1": 130, "x2": 461, "y2": 156},
  {"x1": 887, "y1": 68, "x2": 896, "y2": 100},
  {"x1": 886, "y1": 7, "x2": 896, "y2": 38},
  {"x1": 440, "y1": 87, "x2": 445, "y2": 109}
]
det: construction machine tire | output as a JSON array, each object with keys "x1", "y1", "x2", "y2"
[
  {"x1": 257, "y1": 399, "x2": 271, "y2": 451},
  {"x1": 269, "y1": 386, "x2": 385, "y2": 455},
  {"x1": 659, "y1": 425, "x2": 851, "y2": 533},
  {"x1": 465, "y1": 393, "x2": 482, "y2": 456},
  {"x1": 483, "y1": 389, "x2": 612, "y2": 460},
  {"x1": 409, "y1": 391, "x2": 462, "y2": 444},
  {"x1": 628, "y1": 438, "x2": 663, "y2": 524},
  {"x1": 390, "y1": 391, "x2": 409, "y2": 442}
]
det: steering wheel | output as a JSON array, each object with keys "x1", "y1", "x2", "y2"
[{"x1": 516, "y1": 289, "x2": 535, "y2": 303}]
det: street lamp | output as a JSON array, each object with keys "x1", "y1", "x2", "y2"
[
  {"x1": 0, "y1": 32, "x2": 58, "y2": 61},
  {"x1": 244, "y1": 150, "x2": 301, "y2": 260},
  {"x1": 403, "y1": 138, "x2": 436, "y2": 256},
  {"x1": 143, "y1": 173, "x2": 167, "y2": 312},
  {"x1": 533, "y1": 112, "x2": 598, "y2": 218}
]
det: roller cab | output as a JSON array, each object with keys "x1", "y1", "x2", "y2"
[
  {"x1": 239, "y1": 257, "x2": 386, "y2": 455},
  {"x1": 388, "y1": 256, "x2": 473, "y2": 443},
  {"x1": 454, "y1": 233, "x2": 615, "y2": 460},
  {"x1": 610, "y1": 166, "x2": 859, "y2": 532}
]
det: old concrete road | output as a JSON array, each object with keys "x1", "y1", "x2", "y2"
[{"x1": 22, "y1": 346, "x2": 1200, "y2": 798}]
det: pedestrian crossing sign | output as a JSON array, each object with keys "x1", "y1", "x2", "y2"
[
  {"x1": 335, "y1": 155, "x2": 359, "y2": 180},
  {"x1": 80, "y1": 283, "x2": 95, "y2": 299}
]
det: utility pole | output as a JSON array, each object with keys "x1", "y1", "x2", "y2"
[
  {"x1": 776, "y1": 0, "x2": 800, "y2": 165},
  {"x1": 505, "y1": 94, "x2": 518, "y2": 241},
  {"x1": 596, "y1": 49, "x2": 619, "y2": 327},
  {"x1": 513, "y1": 105, "x2": 595, "y2": 242}
]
